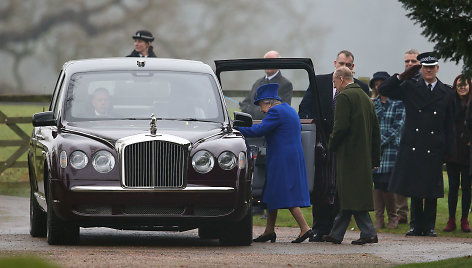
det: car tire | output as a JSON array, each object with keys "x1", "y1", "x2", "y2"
[
  {"x1": 30, "y1": 189, "x2": 47, "y2": 237},
  {"x1": 198, "y1": 226, "x2": 219, "y2": 239},
  {"x1": 46, "y1": 179, "x2": 80, "y2": 245},
  {"x1": 219, "y1": 206, "x2": 253, "y2": 246}
]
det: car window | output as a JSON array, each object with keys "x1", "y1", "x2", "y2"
[
  {"x1": 219, "y1": 69, "x2": 309, "y2": 120},
  {"x1": 63, "y1": 71, "x2": 224, "y2": 122}
]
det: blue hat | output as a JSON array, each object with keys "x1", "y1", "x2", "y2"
[
  {"x1": 253, "y1": 83, "x2": 282, "y2": 105},
  {"x1": 417, "y1": 52, "x2": 439, "y2": 66},
  {"x1": 369, "y1": 71, "x2": 390, "y2": 89}
]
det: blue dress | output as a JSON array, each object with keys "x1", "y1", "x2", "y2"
[{"x1": 239, "y1": 103, "x2": 310, "y2": 211}]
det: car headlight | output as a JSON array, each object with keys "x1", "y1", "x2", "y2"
[
  {"x1": 192, "y1": 150, "x2": 214, "y2": 174},
  {"x1": 218, "y1": 151, "x2": 237, "y2": 170},
  {"x1": 70, "y1": 151, "x2": 88, "y2": 169},
  {"x1": 92, "y1": 150, "x2": 115, "y2": 173}
]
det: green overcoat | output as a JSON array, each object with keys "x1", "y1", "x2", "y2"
[{"x1": 328, "y1": 83, "x2": 381, "y2": 211}]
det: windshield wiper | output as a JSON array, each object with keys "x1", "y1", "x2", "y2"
[{"x1": 173, "y1": 118, "x2": 220, "y2": 123}]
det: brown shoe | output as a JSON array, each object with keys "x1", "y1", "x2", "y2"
[
  {"x1": 398, "y1": 217, "x2": 408, "y2": 224},
  {"x1": 351, "y1": 236, "x2": 378, "y2": 245},
  {"x1": 461, "y1": 218, "x2": 471, "y2": 233},
  {"x1": 443, "y1": 218, "x2": 456, "y2": 232},
  {"x1": 387, "y1": 217, "x2": 398, "y2": 229},
  {"x1": 322, "y1": 235, "x2": 341, "y2": 244}
]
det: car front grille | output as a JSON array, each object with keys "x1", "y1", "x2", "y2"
[{"x1": 123, "y1": 140, "x2": 188, "y2": 188}]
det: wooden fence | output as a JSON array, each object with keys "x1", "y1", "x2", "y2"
[
  {"x1": 0, "y1": 95, "x2": 50, "y2": 174},
  {"x1": 0, "y1": 110, "x2": 31, "y2": 173}
]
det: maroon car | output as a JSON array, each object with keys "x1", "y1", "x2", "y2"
[{"x1": 28, "y1": 58, "x2": 254, "y2": 245}]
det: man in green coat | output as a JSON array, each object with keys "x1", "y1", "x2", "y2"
[{"x1": 322, "y1": 66, "x2": 381, "y2": 245}]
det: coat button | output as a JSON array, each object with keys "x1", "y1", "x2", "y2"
[
  {"x1": 431, "y1": 131, "x2": 434, "y2": 134},
  {"x1": 416, "y1": 128, "x2": 419, "y2": 132},
  {"x1": 434, "y1": 111, "x2": 437, "y2": 115},
  {"x1": 427, "y1": 150, "x2": 431, "y2": 154},
  {"x1": 412, "y1": 147, "x2": 416, "y2": 151},
  {"x1": 419, "y1": 109, "x2": 422, "y2": 112}
]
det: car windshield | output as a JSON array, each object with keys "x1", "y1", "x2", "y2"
[{"x1": 63, "y1": 71, "x2": 225, "y2": 122}]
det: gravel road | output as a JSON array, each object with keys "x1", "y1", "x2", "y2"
[{"x1": 1, "y1": 195, "x2": 472, "y2": 267}]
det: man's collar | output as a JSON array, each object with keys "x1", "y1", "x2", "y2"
[{"x1": 265, "y1": 70, "x2": 280, "y2": 80}]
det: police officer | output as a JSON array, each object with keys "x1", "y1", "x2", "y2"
[
  {"x1": 127, "y1": 30, "x2": 157, "y2": 58},
  {"x1": 379, "y1": 52, "x2": 455, "y2": 237}
]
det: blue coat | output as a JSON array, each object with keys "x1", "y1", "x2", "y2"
[{"x1": 238, "y1": 103, "x2": 310, "y2": 211}]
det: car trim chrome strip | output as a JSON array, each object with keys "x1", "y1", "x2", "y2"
[{"x1": 70, "y1": 186, "x2": 235, "y2": 192}]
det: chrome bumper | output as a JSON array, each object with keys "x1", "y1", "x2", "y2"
[{"x1": 70, "y1": 186, "x2": 235, "y2": 193}]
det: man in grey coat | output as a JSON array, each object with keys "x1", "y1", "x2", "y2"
[
  {"x1": 322, "y1": 67, "x2": 381, "y2": 245},
  {"x1": 239, "y1": 50, "x2": 293, "y2": 120}
]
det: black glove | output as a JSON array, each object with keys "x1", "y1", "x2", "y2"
[{"x1": 399, "y1": 65, "x2": 421, "y2": 80}]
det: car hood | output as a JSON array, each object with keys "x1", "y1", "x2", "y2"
[{"x1": 64, "y1": 120, "x2": 227, "y2": 145}]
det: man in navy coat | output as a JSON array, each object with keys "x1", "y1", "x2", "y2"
[
  {"x1": 298, "y1": 50, "x2": 369, "y2": 242},
  {"x1": 379, "y1": 52, "x2": 455, "y2": 237}
]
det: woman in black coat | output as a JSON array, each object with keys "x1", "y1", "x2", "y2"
[
  {"x1": 448, "y1": 74, "x2": 472, "y2": 232},
  {"x1": 126, "y1": 30, "x2": 157, "y2": 58}
]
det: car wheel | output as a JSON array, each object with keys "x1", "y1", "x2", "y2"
[
  {"x1": 46, "y1": 180, "x2": 80, "y2": 245},
  {"x1": 30, "y1": 189, "x2": 47, "y2": 237},
  {"x1": 219, "y1": 206, "x2": 253, "y2": 246},
  {"x1": 198, "y1": 226, "x2": 219, "y2": 239}
]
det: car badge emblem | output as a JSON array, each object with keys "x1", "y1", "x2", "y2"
[
  {"x1": 150, "y1": 113, "x2": 157, "y2": 135},
  {"x1": 137, "y1": 59, "x2": 145, "y2": 67}
]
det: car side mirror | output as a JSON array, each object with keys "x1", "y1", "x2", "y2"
[
  {"x1": 32, "y1": 111, "x2": 56, "y2": 127},
  {"x1": 233, "y1": 111, "x2": 253, "y2": 127}
]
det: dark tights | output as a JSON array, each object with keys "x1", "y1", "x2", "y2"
[{"x1": 446, "y1": 163, "x2": 472, "y2": 219}]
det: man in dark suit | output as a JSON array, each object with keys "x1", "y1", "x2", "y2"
[
  {"x1": 239, "y1": 50, "x2": 293, "y2": 120},
  {"x1": 379, "y1": 52, "x2": 455, "y2": 237},
  {"x1": 298, "y1": 50, "x2": 369, "y2": 242}
]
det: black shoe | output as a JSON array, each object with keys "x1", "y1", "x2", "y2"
[
  {"x1": 405, "y1": 228, "x2": 422, "y2": 236},
  {"x1": 423, "y1": 229, "x2": 437, "y2": 237},
  {"x1": 351, "y1": 236, "x2": 378, "y2": 245},
  {"x1": 309, "y1": 234, "x2": 325, "y2": 242},
  {"x1": 322, "y1": 235, "x2": 341, "y2": 244},
  {"x1": 253, "y1": 232, "x2": 276, "y2": 243},
  {"x1": 291, "y1": 229, "x2": 314, "y2": 243}
]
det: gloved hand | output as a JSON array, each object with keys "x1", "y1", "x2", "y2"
[{"x1": 399, "y1": 64, "x2": 421, "y2": 80}]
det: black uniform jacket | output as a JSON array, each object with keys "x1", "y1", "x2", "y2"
[
  {"x1": 379, "y1": 75, "x2": 455, "y2": 199},
  {"x1": 298, "y1": 72, "x2": 369, "y2": 134}
]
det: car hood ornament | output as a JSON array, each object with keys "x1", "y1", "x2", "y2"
[
  {"x1": 137, "y1": 59, "x2": 145, "y2": 67},
  {"x1": 150, "y1": 113, "x2": 157, "y2": 135}
]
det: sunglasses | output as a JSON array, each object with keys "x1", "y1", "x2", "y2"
[{"x1": 404, "y1": 60, "x2": 418, "y2": 63}]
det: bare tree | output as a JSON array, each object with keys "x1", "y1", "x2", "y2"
[{"x1": 0, "y1": 0, "x2": 325, "y2": 94}]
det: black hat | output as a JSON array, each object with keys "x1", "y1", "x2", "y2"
[
  {"x1": 132, "y1": 30, "x2": 155, "y2": 42},
  {"x1": 369, "y1": 71, "x2": 390, "y2": 89},
  {"x1": 417, "y1": 52, "x2": 438, "y2": 66}
]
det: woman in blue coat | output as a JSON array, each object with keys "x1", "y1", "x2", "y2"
[{"x1": 238, "y1": 83, "x2": 313, "y2": 243}]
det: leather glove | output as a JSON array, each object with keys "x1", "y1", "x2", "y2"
[{"x1": 398, "y1": 64, "x2": 421, "y2": 80}]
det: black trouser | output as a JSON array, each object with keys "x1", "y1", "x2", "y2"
[
  {"x1": 312, "y1": 203, "x2": 338, "y2": 235},
  {"x1": 446, "y1": 163, "x2": 472, "y2": 219},
  {"x1": 410, "y1": 197, "x2": 437, "y2": 232}
]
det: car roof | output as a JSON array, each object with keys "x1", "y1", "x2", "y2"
[{"x1": 62, "y1": 57, "x2": 214, "y2": 74}]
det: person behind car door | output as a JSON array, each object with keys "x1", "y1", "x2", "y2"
[
  {"x1": 298, "y1": 50, "x2": 369, "y2": 243},
  {"x1": 239, "y1": 50, "x2": 293, "y2": 120}
]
